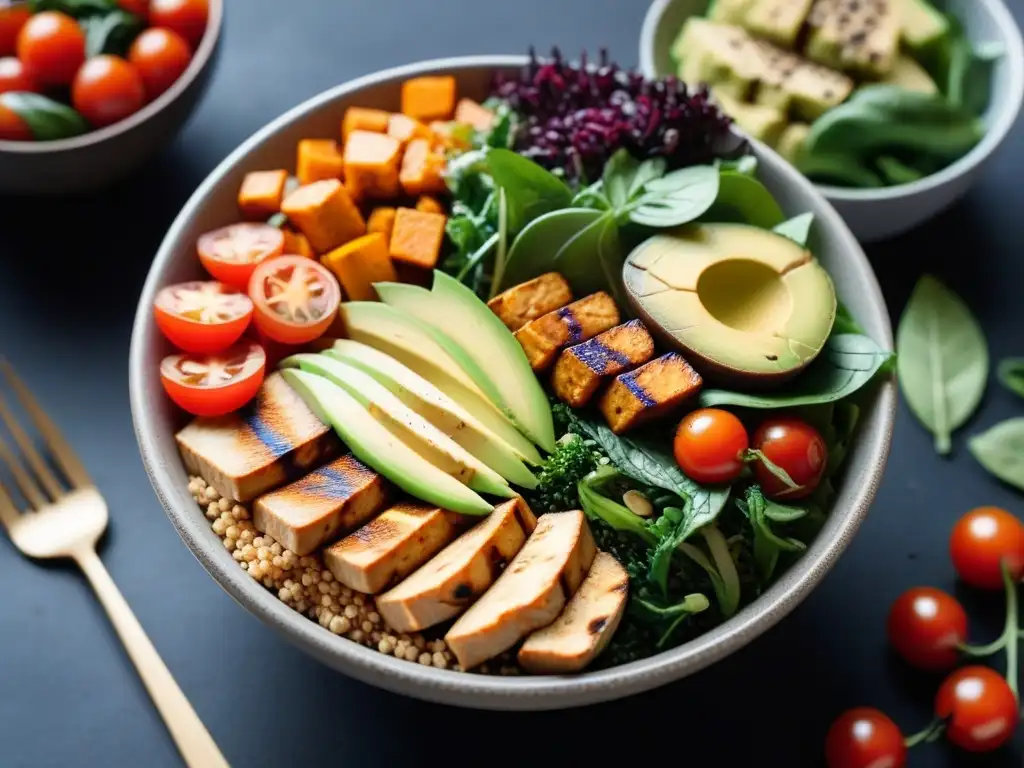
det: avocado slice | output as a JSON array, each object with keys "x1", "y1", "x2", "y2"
[
  {"x1": 282, "y1": 354, "x2": 515, "y2": 499},
  {"x1": 883, "y1": 53, "x2": 938, "y2": 94},
  {"x1": 622, "y1": 223, "x2": 837, "y2": 388},
  {"x1": 375, "y1": 272, "x2": 556, "y2": 453},
  {"x1": 900, "y1": 0, "x2": 950, "y2": 53},
  {"x1": 324, "y1": 340, "x2": 538, "y2": 489},
  {"x1": 280, "y1": 369, "x2": 493, "y2": 517},
  {"x1": 340, "y1": 302, "x2": 542, "y2": 466}
]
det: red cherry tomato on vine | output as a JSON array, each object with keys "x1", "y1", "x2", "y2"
[
  {"x1": 198, "y1": 223, "x2": 285, "y2": 289},
  {"x1": 72, "y1": 55, "x2": 145, "y2": 128},
  {"x1": 935, "y1": 666, "x2": 1017, "y2": 752},
  {"x1": 673, "y1": 408, "x2": 749, "y2": 485},
  {"x1": 154, "y1": 281, "x2": 253, "y2": 354},
  {"x1": 950, "y1": 506, "x2": 1024, "y2": 590},
  {"x1": 886, "y1": 587, "x2": 967, "y2": 671},
  {"x1": 149, "y1": 0, "x2": 208, "y2": 47},
  {"x1": 128, "y1": 27, "x2": 192, "y2": 100},
  {"x1": 0, "y1": 56, "x2": 36, "y2": 93},
  {"x1": 752, "y1": 417, "x2": 827, "y2": 500},
  {"x1": 825, "y1": 707, "x2": 906, "y2": 768},
  {"x1": 16, "y1": 11, "x2": 85, "y2": 87},
  {"x1": 248, "y1": 256, "x2": 340, "y2": 345},
  {"x1": 160, "y1": 341, "x2": 265, "y2": 417}
]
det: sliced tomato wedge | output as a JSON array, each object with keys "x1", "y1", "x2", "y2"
[
  {"x1": 154, "y1": 281, "x2": 253, "y2": 353},
  {"x1": 249, "y1": 256, "x2": 341, "y2": 345},
  {"x1": 160, "y1": 342, "x2": 266, "y2": 417},
  {"x1": 197, "y1": 223, "x2": 285, "y2": 288}
]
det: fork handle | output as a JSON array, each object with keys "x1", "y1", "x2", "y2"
[{"x1": 75, "y1": 547, "x2": 230, "y2": 768}]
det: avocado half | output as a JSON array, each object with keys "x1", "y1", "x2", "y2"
[{"x1": 623, "y1": 223, "x2": 837, "y2": 388}]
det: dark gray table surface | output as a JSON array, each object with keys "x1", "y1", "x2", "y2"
[{"x1": 1, "y1": 1, "x2": 1023, "y2": 765}]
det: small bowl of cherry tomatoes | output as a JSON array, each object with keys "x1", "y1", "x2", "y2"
[{"x1": 0, "y1": 0, "x2": 222, "y2": 195}]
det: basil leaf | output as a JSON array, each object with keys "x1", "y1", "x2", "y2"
[
  {"x1": 602, "y1": 148, "x2": 639, "y2": 210},
  {"x1": 704, "y1": 170, "x2": 785, "y2": 229},
  {"x1": 629, "y1": 164, "x2": 719, "y2": 228},
  {"x1": 29, "y1": 0, "x2": 116, "y2": 16},
  {"x1": 81, "y1": 9, "x2": 143, "y2": 57},
  {"x1": 897, "y1": 275, "x2": 988, "y2": 455},
  {"x1": 499, "y1": 208, "x2": 601, "y2": 290},
  {"x1": 699, "y1": 333, "x2": 892, "y2": 409},
  {"x1": 0, "y1": 92, "x2": 88, "y2": 141},
  {"x1": 485, "y1": 148, "x2": 572, "y2": 233},
  {"x1": 997, "y1": 359, "x2": 1024, "y2": 401},
  {"x1": 969, "y1": 419, "x2": 1024, "y2": 492},
  {"x1": 772, "y1": 212, "x2": 815, "y2": 246}
]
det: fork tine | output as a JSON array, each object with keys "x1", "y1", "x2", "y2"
[
  {"x1": 0, "y1": 477, "x2": 21, "y2": 532},
  {"x1": 0, "y1": 432, "x2": 46, "y2": 509},
  {"x1": 0, "y1": 361, "x2": 91, "y2": 489},
  {"x1": 0, "y1": 391, "x2": 62, "y2": 499}
]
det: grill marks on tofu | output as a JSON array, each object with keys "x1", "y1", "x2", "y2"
[
  {"x1": 252, "y1": 454, "x2": 389, "y2": 556},
  {"x1": 599, "y1": 353, "x2": 703, "y2": 434},
  {"x1": 514, "y1": 292, "x2": 620, "y2": 372},
  {"x1": 552, "y1": 320, "x2": 656, "y2": 408},
  {"x1": 376, "y1": 498, "x2": 538, "y2": 633},
  {"x1": 444, "y1": 510, "x2": 597, "y2": 671},
  {"x1": 323, "y1": 501, "x2": 466, "y2": 594},
  {"x1": 518, "y1": 551, "x2": 629, "y2": 674},
  {"x1": 487, "y1": 272, "x2": 574, "y2": 332},
  {"x1": 175, "y1": 372, "x2": 339, "y2": 502}
]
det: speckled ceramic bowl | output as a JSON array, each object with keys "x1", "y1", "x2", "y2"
[
  {"x1": 0, "y1": 0, "x2": 224, "y2": 196},
  {"x1": 129, "y1": 56, "x2": 897, "y2": 711},
  {"x1": 640, "y1": 0, "x2": 1024, "y2": 242}
]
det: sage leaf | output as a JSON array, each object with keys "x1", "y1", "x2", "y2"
[
  {"x1": 772, "y1": 212, "x2": 815, "y2": 246},
  {"x1": 498, "y1": 207, "x2": 601, "y2": 290},
  {"x1": 629, "y1": 164, "x2": 719, "y2": 228},
  {"x1": 969, "y1": 419, "x2": 1024, "y2": 492},
  {"x1": 0, "y1": 92, "x2": 88, "y2": 141},
  {"x1": 897, "y1": 275, "x2": 988, "y2": 455},
  {"x1": 997, "y1": 359, "x2": 1024, "y2": 401},
  {"x1": 485, "y1": 148, "x2": 572, "y2": 233}
]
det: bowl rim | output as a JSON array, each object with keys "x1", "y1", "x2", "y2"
[
  {"x1": 129, "y1": 54, "x2": 898, "y2": 710},
  {"x1": 639, "y1": 0, "x2": 1024, "y2": 201},
  {"x1": 0, "y1": 0, "x2": 224, "y2": 154}
]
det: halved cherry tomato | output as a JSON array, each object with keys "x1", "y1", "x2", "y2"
[
  {"x1": 154, "y1": 281, "x2": 253, "y2": 353},
  {"x1": 886, "y1": 587, "x2": 967, "y2": 671},
  {"x1": 935, "y1": 666, "x2": 1017, "y2": 752},
  {"x1": 71, "y1": 55, "x2": 145, "y2": 128},
  {"x1": 249, "y1": 256, "x2": 341, "y2": 345},
  {"x1": 0, "y1": 5, "x2": 30, "y2": 58},
  {"x1": 0, "y1": 100, "x2": 30, "y2": 140},
  {"x1": 128, "y1": 27, "x2": 191, "y2": 100},
  {"x1": 16, "y1": 11, "x2": 85, "y2": 87},
  {"x1": 673, "y1": 408, "x2": 749, "y2": 485},
  {"x1": 197, "y1": 223, "x2": 285, "y2": 289},
  {"x1": 752, "y1": 417, "x2": 827, "y2": 500},
  {"x1": 149, "y1": 0, "x2": 208, "y2": 47},
  {"x1": 950, "y1": 506, "x2": 1024, "y2": 590},
  {"x1": 825, "y1": 707, "x2": 906, "y2": 768},
  {"x1": 160, "y1": 341, "x2": 265, "y2": 417},
  {"x1": 0, "y1": 56, "x2": 36, "y2": 93}
]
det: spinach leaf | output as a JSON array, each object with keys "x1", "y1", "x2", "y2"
[
  {"x1": 969, "y1": 419, "x2": 1024, "y2": 492},
  {"x1": 488, "y1": 189, "x2": 510, "y2": 296},
  {"x1": 947, "y1": 35, "x2": 1002, "y2": 116},
  {"x1": 602, "y1": 149, "x2": 640, "y2": 210},
  {"x1": 499, "y1": 208, "x2": 601, "y2": 291},
  {"x1": 628, "y1": 164, "x2": 720, "y2": 228},
  {"x1": 553, "y1": 211, "x2": 629, "y2": 308},
  {"x1": 81, "y1": 9, "x2": 143, "y2": 57},
  {"x1": 628, "y1": 157, "x2": 669, "y2": 201},
  {"x1": 833, "y1": 301, "x2": 867, "y2": 335},
  {"x1": 699, "y1": 333, "x2": 892, "y2": 409},
  {"x1": 772, "y1": 212, "x2": 815, "y2": 246},
  {"x1": 897, "y1": 274, "x2": 988, "y2": 455},
  {"x1": 0, "y1": 92, "x2": 88, "y2": 141},
  {"x1": 876, "y1": 156, "x2": 925, "y2": 186},
  {"x1": 720, "y1": 155, "x2": 758, "y2": 175},
  {"x1": 997, "y1": 359, "x2": 1024, "y2": 401},
  {"x1": 705, "y1": 170, "x2": 785, "y2": 229},
  {"x1": 29, "y1": 0, "x2": 116, "y2": 15},
  {"x1": 485, "y1": 148, "x2": 572, "y2": 233}
]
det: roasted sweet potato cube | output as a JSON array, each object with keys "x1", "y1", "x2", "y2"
[
  {"x1": 552, "y1": 320, "x2": 656, "y2": 408},
  {"x1": 487, "y1": 272, "x2": 573, "y2": 332},
  {"x1": 514, "y1": 292, "x2": 620, "y2": 372},
  {"x1": 282, "y1": 228, "x2": 314, "y2": 258},
  {"x1": 366, "y1": 206, "x2": 397, "y2": 245},
  {"x1": 598, "y1": 353, "x2": 703, "y2": 434},
  {"x1": 281, "y1": 179, "x2": 366, "y2": 254},
  {"x1": 321, "y1": 232, "x2": 397, "y2": 301},
  {"x1": 415, "y1": 195, "x2": 445, "y2": 215},
  {"x1": 296, "y1": 139, "x2": 344, "y2": 185},
  {"x1": 238, "y1": 170, "x2": 288, "y2": 219},
  {"x1": 387, "y1": 113, "x2": 433, "y2": 146},
  {"x1": 453, "y1": 98, "x2": 494, "y2": 131},
  {"x1": 399, "y1": 138, "x2": 446, "y2": 197},
  {"x1": 342, "y1": 106, "x2": 389, "y2": 140},
  {"x1": 343, "y1": 130, "x2": 402, "y2": 200},
  {"x1": 388, "y1": 207, "x2": 446, "y2": 270},
  {"x1": 401, "y1": 75, "x2": 456, "y2": 122}
]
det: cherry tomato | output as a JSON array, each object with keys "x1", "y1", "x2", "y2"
[
  {"x1": 117, "y1": 0, "x2": 149, "y2": 17},
  {"x1": 752, "y1": 417, "x2": 827, "y2": 500},
  {"x1": 0, "y1": 4, "x2": 30, "y2": 58},
  {"x1": 249, "y1": 256, "x2": 341, "y2": 346},
  {"x1": 0, "y1": 99, "x2": 29, "y2": 140},
  {"x1": 197, "y1": 223, "x2": 285, "y2": 289},
  {"x1": 673, "y1": 408, "x2": 749, "y2": 485},
  {"x1": 935, "y1": 666, "x2": 1017, "y2": 752},
  {"x1": 0, "y1": 56, "x2": 36, "y2": 93},
  {"x1": 154, "y1": 281, "x2": 253, "y2": 354},
  {"x1": 149, "y1": 0, "x2": 208, "y2": 47},
  {"x1": 71, "y1": 55, "x2": 145, "y2": 128},
  {"x1": 825, "y1": 707, "x2": 906, "y2": 768},
  {"x1": 950, "y1": 506, "x2": 1024, "y2": 590},
  {"x1": 886, "y1": 587, "x2": 967, "y2": 671},
  {"x1": 128, "y1": 27, "x2": 191, "y2": 100},
  {"x1": 160, "y1": 341, "x2": 265, "y2": 417},
  {"x1": 16, "y1": 11, "x2": 85, "y2": 87}
]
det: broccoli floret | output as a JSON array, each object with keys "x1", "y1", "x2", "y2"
[{"x1": 525, "y1": 433, "x2": 599, "y2": 514}]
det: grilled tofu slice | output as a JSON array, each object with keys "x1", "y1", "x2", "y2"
[
  {"x1": 323, "y1": 501, "x2": 466, "y2": 594},
  {"x1": 487, "y1": 272, "x2": 573, "y2": 332},
  {"x1": 376, "y1": 498, "x2": 537, "y2": 633},
  {"x1": 552, "y1": 320, "x2": 656, "y2": 408},
  {"x1": 514, "y1": 292, "x2": 620, "y2": 372},
  {"x1": 176, "y1": 372, "x2": 339, "y2": 502},
  {"x1": 444, "y1": 510, "x2": 596, "y2": 670},
  {"x1": 518, "y1": 551, "x2": 629, "y2": 674},
  {"x1": 599, "y1": 353, "x2": 703, "y2": 434},
  {"x1": 252, "y1": 454, "x2": 389, "y2": 556}
]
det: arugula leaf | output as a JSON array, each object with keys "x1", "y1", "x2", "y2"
[
  {"x1": 772, "y1": 212, "x2": 815, "y2": 246},
  {"x1": 485, "y1": 148, "x2": 572, "y2": 233},
  {"x1": 0, "y1": 92, "x2": 88, "y2": 141},
  {"x1": 628, "y1": 164, "x2": 720, "y2": 228}
]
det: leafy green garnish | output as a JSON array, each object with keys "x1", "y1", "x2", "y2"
[
  {"x1": 28, "y1": 0, "x2": 116, "y2": 15},
  {"x1": 704, "y1": 170, "x2": 784, "y2": 229},
  {"x1": 500, "y1": 208, "x2": 602, "y2": 290},
  {"x1": 738, "y1": 486, "x2": 808, "y2": 583},
  {"x1": 997, "y1": 359, "x2": 1024, "y2": 401},
  {"x1": 485, "y1": 148, "x2": 573, "y2": 234},
  {"x1": 772, "y1": 212, "x2": 815, "y2": 246},
  {"x1": 969, "y1": 419, "x2": 1024, "y2": 492},
  {"x1": 81, "y1": 9, "x2": 143, "y2": 57},
  {"x1": 0, "y1": 92, "x2": 89, "y2": 141},
  {"x1": 627, "y1": 164, "x2": 720, "y2": 228},
  {"x1": 527, "y1": 433, "x2": 599, "y2": 515}
]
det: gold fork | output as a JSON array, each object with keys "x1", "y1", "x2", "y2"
[{"x1": 0, "y1": 361, "x2": 229, "y2": 768}]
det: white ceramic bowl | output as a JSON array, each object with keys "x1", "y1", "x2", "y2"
[
  {"x1": 129, "y1": 56, "x2": 897, "y2": 710},
  {"x1": 640, "y1": 0, "x2": 1024, "y2": 242}
]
